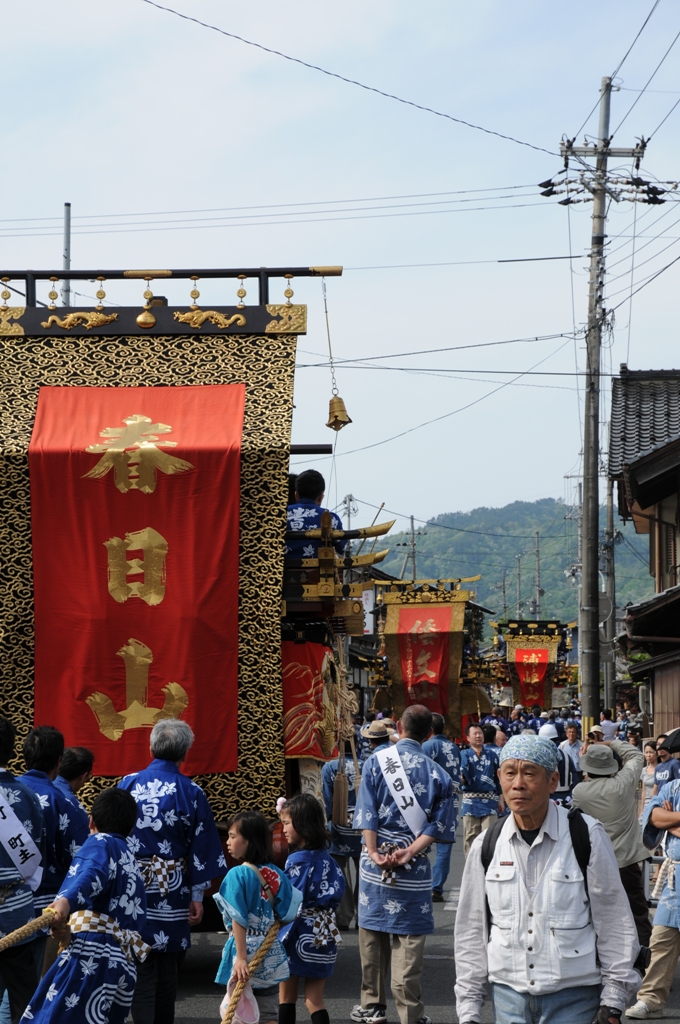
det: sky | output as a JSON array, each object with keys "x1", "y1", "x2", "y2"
[{"x1": 3, "y1": 1, "x2": 680, "y2": 533}]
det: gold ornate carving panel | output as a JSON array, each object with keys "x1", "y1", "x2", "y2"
[{"x1": 0, "y1": 332, "x2": 296, "y2": 821}]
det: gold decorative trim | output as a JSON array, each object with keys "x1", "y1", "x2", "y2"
[
  {"x1": 173, "y1": 310, "x2": 247, "y2": 330},
  {"x1": 505, "y1": 635, "x2": 561, "y2": 661},
  {"x1": 265, "y1": 304, "x2": 307, "y2": 334},
  {"x1": 0, "y1": 307, "x2": 25, "y2": 336},
  {"x1": 0, "y1": 330, "x2": 296, "y2": 821},
  {"x1": 41, "y1": 312, "x2": 119, "y2": 331},
  {"x1": 123, "y1": 270, "x2": 172, "y2": 278}
]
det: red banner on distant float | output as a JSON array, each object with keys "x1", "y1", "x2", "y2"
[
  {"x1": 281, "y1": 641, "x2": 337, "y2": 761},
  {"x1": 397, "y1": 606, "x2": 452, "y2": 717},
  {"x1": 29, "y1": 385, "x2": 245, "y2": 776},
  {"x1": 514, "y1": 648, "x2": 550, "y2": 708}
]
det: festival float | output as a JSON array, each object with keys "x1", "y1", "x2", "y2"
[{"x1": 0, "y1": 264, "x2": 399, "y2": 828}]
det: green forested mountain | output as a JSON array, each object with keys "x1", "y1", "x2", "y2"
[{"x1": 379, "y1": 498, "x2": 653, "y2": 623}]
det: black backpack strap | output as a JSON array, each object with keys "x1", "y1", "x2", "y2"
[
  {"x1": 481, "y1": 816, "x2": 508, "y2": 938},
  {"x1": 481, "y1": 815, "x2": 506, "y2": 873},
  {"x1": 567, "y1": 806, "x2": 592, "y2": 899}
]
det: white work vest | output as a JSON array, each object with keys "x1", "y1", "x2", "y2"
[{"x1": 485, "y1": 806, "x2": 600, "y2": 994}]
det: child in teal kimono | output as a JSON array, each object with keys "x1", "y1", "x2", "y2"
[
  {"x1": 278, "y1": 794, "x2": 345, "y2": 1024},
  {"x1": 215, "y1": 811, "x2": 301, "y2": 1024}
]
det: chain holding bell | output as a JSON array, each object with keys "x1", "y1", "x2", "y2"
[{"x1": 326, "y1": 394, "x2": 352, "y2": 431}]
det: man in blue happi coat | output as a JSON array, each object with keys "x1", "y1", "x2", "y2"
[
  {"x1": 0, "y1": 717, "x2": 45, "y2": 1023},
  {"x1": 23, "y1": 787, "x2": 148, "y2": 1024},
  {"x1": 480, "y1": 707, "x2": 509, "y2": 735},
  {"x1": 118, "y1": 718, "x2": 224, "y2": 1024},
  {"x1": 322, "y1": 739, "x2": 364, "y2": 929},
  {"x1": 53, "y1": 748, "x2": 93, "y2": 846},
  {"x1": 460, "y1": 722, "x2": 503, "y2": 857},
  {"x1": 422, "y1": 713, "x2": 460, "y2": 903},
  {"x1": 351, "y1": 705, "x2": 455, "y2": 1024},
  {"x1": 627, "y1": 770, "x2": 680, "y2": 1018},
  {"x1": 20, "y1": 727, "x2": 89, "y2": 975},
  {"x1": 286, "y1": 469, "x2": 346, "y2": 558}
]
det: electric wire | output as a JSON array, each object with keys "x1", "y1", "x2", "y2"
[
  {"x1": 140, "y1": 0, "x2": 557, "y2": 156},
  {"x1": 609, "y1": 253, "x2": 680, "y2": 311},
  {"x1": 0, "y1": 200, "x2": 548, "y2": 240},
  {"x1": 649, "y1": 95, "x2": 680, "y2": 138},
  {"x1": 0, "y1": 184, "x2": 541, "y2": 225},
  {"x1": 304, "y1": 339, "x2": 572, "y2": 459},
  {"x1": 611, "y1": 27, "x2": 680, "y2": 136},
  {"x1": 572, "y1": 0, "x2": 663, "y2": 138}
]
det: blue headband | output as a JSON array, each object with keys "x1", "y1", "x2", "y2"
[{"x1": 498, "y1": 734, "x2": 558, "y2": 773}]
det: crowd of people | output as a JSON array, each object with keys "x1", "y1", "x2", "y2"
[{"x1": 1, "y1": 696, "x2": 679, "y2": 1024}]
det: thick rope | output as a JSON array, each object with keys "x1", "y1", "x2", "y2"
[
  {"x1": 0, "y1": 908, "x2": 58, "y2": 952},
  {"x1": 220, "y1": 920, "x2": 281, "y2": 1024}
]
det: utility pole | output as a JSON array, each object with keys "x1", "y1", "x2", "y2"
[
  {"x1": 534, "y1": 531, "x2": 542, "y2": 619},
  {"x1": 396, "y1": 514, "x2": 420, "y2": 581},
  {"x1": 409, "y1": 515, "x2": 416, "y2": 580},
  {"x1": 341, "y1": 493, "x2": 358, "y2": 557},
  {"x1": 500, "y1": 569, "x2": 507, "y2": 619},
  {"x1": 542, "y1": 79, "x2": 648, "y2": 729},
  {"x1": 62, "y1": 202, "x2": 71, "y2": 307},
  {"x1": 579, "y1": 77, "x2": 611, "y2": 727},
  {"x1": 603, "y1": 477, "x2": 616, "y2": 711},
  {"x1": 516, "y1": 554, "x2": 523, "y2": 619}
]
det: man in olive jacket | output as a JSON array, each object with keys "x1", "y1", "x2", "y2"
[{"x1": 572, "y1": 738, "x2": 650, "y2": 945}]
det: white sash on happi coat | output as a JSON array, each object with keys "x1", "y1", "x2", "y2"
[
  {"x1": 0, "y1": 793, "x2": 42, "y2": 891},
  {"x1": 375, "y1": 747, "x2": 428, "y2": 838}
]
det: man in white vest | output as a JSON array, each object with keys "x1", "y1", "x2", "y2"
[{"x1": 454, "y1": 733, "x2": 640, "y2": 1024}]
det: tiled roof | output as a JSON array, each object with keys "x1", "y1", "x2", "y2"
[{"x1": 609, "y1": 365, "x2": 680, "y2": 477}]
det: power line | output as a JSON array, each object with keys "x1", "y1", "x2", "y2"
[
  {"x1": 649, "y1": 94, "x2": 680, "y2": 138},
  {"x1": 573, "y1": 0, "x2": 662, "y2": 138},
  {"x1": 610, "y1": 253, "x2": 680, "y2": 311},
  {"x1": 0, "y1": 184, "x2": 540, "y2": 225},
  {"x1": 310, "y1": 339, "x2": 572, "y2": 458},
  {"x1": 0, "y1": 200, "x2": 549, "y2": 241},
  {"x1": 140, "y1": 0, "x2": 557, "y2": 156},
  {"x1": 611, "y1": 0, "x2": 663, "y2": 77},
  {"x1": 611, "y1": 27, "x2": 680, "y2": 136},
  {"x1": 299, "y1": 332, "x2": 578, "y2": 365},
  {"x1": 346, "y1": 255, "x2": 581, "y2": 271}
]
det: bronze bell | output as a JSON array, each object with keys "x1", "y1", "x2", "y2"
[{"x1": 326, "y1": 394, "x2": 352, "y2": 431}]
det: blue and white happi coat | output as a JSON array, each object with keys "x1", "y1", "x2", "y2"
[
  {"x1": 422, "y1": 735, "x2": 460, "y2": 831},
  {"x1": 285, "y1": 500, "x2": 346, "y2": 557},
  {"x1": 214, "y1": 863, "x2": 302, "y2": 987},
  {"x1": 20, "y1": 770, "x2": 89, "y2": 911},
  {"x1": 53, "y1": 777, "x2": 90, "y2": 839},
  {"x1": 0, "y1": 772, "x2": 44, "y2": 943},
  {"x1": 21, "y1": 831, "x2": 147, "y2": 1024},
  {"x1": 459, "y1": 747, "x2": 501, "y2": 817},
  {"x1": 642, "y1": 778, "x2": 680, "y2": 928},
  {"x1": 354, "y1": 738, "x2": 455, "y2": 935},
  {"x1": 322, "y1": 756, "x2": 364, "y2": 857},
  {"x1": 118, "y1": 759, "x2": 224, "y2": 953},
  {"x1": 281, "y1": 848, "x2": 345, "y2": 978}
]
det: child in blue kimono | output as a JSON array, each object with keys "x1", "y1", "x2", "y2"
[
  {"x1": 215, "y1": 811, "x2": 302, "y2": 1024},
  {"x1": 21, "y1": 787, "x2": 147, "y2": 1024},
  {"x1": 278, "y1": 794, "x2": 345, "y2": 1024}
]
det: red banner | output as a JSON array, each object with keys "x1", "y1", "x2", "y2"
[
  {"x1": 29, "y1": 385, "x2": 245, "y2": 775},
  {"x1": 397, "y1": 606, "x2": 452, "y2": 716},
  {"x1": 281, "y1": 641, "x2": 337, "y2": 760},
  {"x1": 514, "y1": 648, "x2": 550, "y2": 708}
]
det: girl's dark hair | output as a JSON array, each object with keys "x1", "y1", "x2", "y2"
[
  {"x1": 228, "y1": 810, "x2": 273, "y2": 865},
  {"x1": 644, "y1": 741, "x2": 658, "y2": 754},
  {"x1": 280, "y1": 793, "x2": 329, "y2": 851}
]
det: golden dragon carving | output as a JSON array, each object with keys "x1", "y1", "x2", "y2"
[
  {"x1": 41, "y1": 311, "x2": 119, "y2": 330},
  {"x1": 173, "y1": 309, "x2": 247, "y2": 330}
]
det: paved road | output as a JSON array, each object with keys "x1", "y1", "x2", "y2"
[{"x1": 175, "y1": 841, "x2": 680, "y2": 1024}]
